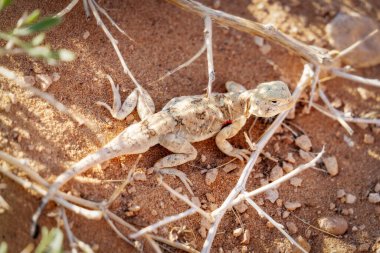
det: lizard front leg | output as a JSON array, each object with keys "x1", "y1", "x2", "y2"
[
  {"x1": 154, "y1": 133, "x2": 197, "y2": 195},
  {"x1": 216, "y1": 116, "x2": 251, "y2": 161},
  {"x1": 96, "y1": 75, "x2": 155, "y2": 120}
]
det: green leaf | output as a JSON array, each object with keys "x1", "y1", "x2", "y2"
[
  {"x1": 0, "y1": 0, "x2": 12, "y2": 11},
  {"x1": 26, "y1": 16, "x2": 61, "y2": 33},
  {"x1": 24, "y1": 9, "x2": 40, "y2": 25},
  {"x1": 31, "y1": 33, "x2": 45, "y2": 46}
]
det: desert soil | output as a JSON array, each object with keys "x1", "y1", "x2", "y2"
[{"x1": 0, "y1": 0, "x2": 379, "y2": 252}]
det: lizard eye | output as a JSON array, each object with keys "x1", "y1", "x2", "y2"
[{"x1": 271, "y1": 100, "x2": 279, "y2": 105}]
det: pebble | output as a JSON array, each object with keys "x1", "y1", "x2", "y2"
[
  {"x1": 357, "y1": 243, "x2": 371, "y2": 252},
  {"x1": 295, "y1": 135, "x2": 312, "y2": 151},
  {"x1": 266, "y1": 221, "x2": 274, "y2": 228},
  {"x1": 223, "y1": 163, "x2": 238, "y2": 173},
  {"x1": 191, "y1": 197, "x2": 201, "y2": 207},
  {"x1": 282, "y1": 161, "x2": 294, "y2": 173},
  {"x1": 233, "y1": 227, "x2": 243, "y2": 237},
  {"x1": 241, "y1": 229, "x2": 250, "y2": 244},
  {"x1": 292, "y1": 236, "x2": 311, "y2": 253},
  {"x1": 286, "y1": 221, "x2": 298, "y2": 234},
  {"x1": 284, "y1": 201, "x2": 302, "y2": 211},
  {"x1": 326, "y1": 12, "x2": 380, "y2": 68},
  {"x1": 265, "y1": 189, "x2": 279, "y2": 203},
  {"x1": 364, "y1": 134, "x2": 375, "y2": 144},
  {"x1": 241, "y1": 246, "x2": 248, "y2": 253},
  {"x1": 18, "y1": 76, "x2": 35, "y2": 87},
  {"x1": 269, "y1": 165, "x2": 284, "y2": 182},
  {"x1": 299, "y1": 150, "x2": 314, "y2": 162},
  {"x1": 286, "y1": 153, "x2": 296, "y2": 164},
  {"x1": 318, "y1": 216, "x2": 348, "y2": 235},
  {"x1": 83, "y1": 30, "x2": 90, "y2": 39},
  {"x1": 36, "y1": 74, "x2": 53, "y2": 91},
  {"x1": 51, "y1": 72, "x2": 60, "y2": 82},
  {"x1": 198, "y1": 226, "x2": 207, "y2": 238},
  {"x1": 206, "y1": 193, "x2": 216, "y2": 202},
  {"x1": 368, "y1": 193, "x2": 380, "y2": 203},
  {"x1": 133, "y1": 171, "x2": 146, "y2": 181},
  {"x1": 234, "y1": 202, "x2": 248, "y2": 214},
  {"x1": 259, "y1": 43, "x2": 272, "y2": 55},
  {"x1": 201, "y1": 154, "x2": 207, "y2": 163},
  {"x1": 345, "y1": 193, "x2": 357, "y2": 204},
  {"x1": 205, "y1": 168, "x2": 218, "y2": 185},
  {"x1": 323, "y1": 156, "x2": 339, "y2": 176},
  {"x1": 337, "y1": 189, "x2": 346, "y2": 198},
  {"x1": 282, "y1": 210, "x2": 290, "y2": 219},
  {"x1": 375, "y1": 183, "x2": 380, "y2": 193},
  {"x1": 290, "y1": 177, "x2": 303, "y2": 187},
  {"x1": 151, "y1": 209, "x2": 158, "y2": 216}
]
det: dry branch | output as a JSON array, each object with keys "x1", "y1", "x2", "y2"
[{"x1": 166, "y1": 0, "x2": 332, "y2": 66}]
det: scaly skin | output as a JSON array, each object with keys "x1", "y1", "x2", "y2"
[{"x1": 31, "y1": 79, "x2": 293, "y2": 236}]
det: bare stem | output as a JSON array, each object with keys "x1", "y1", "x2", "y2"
[
  {"x1": 204, "y1": 15, "x2": 214, "y2": 97},
  {"x1": 166, "y1": 0, "x2": 332, "y2": 66}
]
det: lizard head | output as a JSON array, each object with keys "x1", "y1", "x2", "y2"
[{"x1": 248, "y1": 81, "x2": 293, "y2": 118}]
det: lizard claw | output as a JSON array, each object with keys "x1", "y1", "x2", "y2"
[
  {"x1": 157, "y1": 168, "x2": 194, "y2": 196},
  {"x1": 230, "y1": 148, "x2": 251, "y2": 161}
]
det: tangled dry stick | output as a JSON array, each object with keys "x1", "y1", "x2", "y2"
[{"x1": 1, "y1": 0, "x2": 380, "y2": 252}]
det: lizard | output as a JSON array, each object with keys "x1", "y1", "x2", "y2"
[{"x1": 31, "y1": 77, "x2": 293, "y2": 236}]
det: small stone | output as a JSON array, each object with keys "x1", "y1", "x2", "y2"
[
  {"x1": 323, "y1": 156, "x2": 339, "y2": 176},
  {"x1": 36, "y1": 74, "x2": 53, "y2": 91},
  {"x1": 259, "y1": 43, "x2": 272, "y2": 55},
  {"x1": 206, "y1": 193, "x2": 216, "y2": 202},
  {"x1": 282, "y1": 210, "x2": 290, "y2": 219},
  {"x1": 234, "y1": 202, "x2": 248, "y2": 214},
  {"x1": 330, "y1": 203, "x2": 336, "y2": 210},
  {"x1": 283, "y1": 162, "x2": 294, "y2": 173},
  {"x1": 318, "y1": 216, "x2": 348, "y2": 235},
  {"x1": 343, "y1": 135, "x2": 355, "y2": 147},
  {"x1": 286, "y1": 153, "x2": 296, "y2": 164},
  {"x1": 265, "y1": 189, "x2": 279, "y2": 203},
  {"x1": 356, "y1": 122, "x2": 368, "y2": 129},
  {"x1": 254, "y1": 36, "x2": 264, "y2": 47},
  {"x1": 364, "y1": 134, "x2": 375, "y2": 144},
  {"x1": 241, "y1": 229, "x2": 250, "y2": 245},
  {"x1": 198, "y1": 226, "x2": 207, "y2": 238},
  {"x1": 276, "y1": 199, "x2": 283, "y2": 207},
  {"x1": 18, "y1": 76, "x2": 35, "y2": 87},
  {"x1": 331, "y1": 98, "x2": 342, "y2": 108},
  {"x1": 368, "y1": 193, "x2": 380, "y2": 203},
  {"x1": 358, "y1": 243, "x2": 371, "y2": 252},
  {"x1": 223, "y1": 163, "x2": 238, "y2": 173},
  {"x1": 326, "y1": 12, "x2": 380, "y2": 68},
  {"x1": 209, "y1": 203, "x2": 218, "y2": 211},
  {"x1": 345, "y1": 193, "x2": 357, "y2": 204},
  {"x1": 241, "y1": 246, "x2": 248, "y2": 253},
  {"x1": 352, "y1": 226, "x2": 358, "y2": 232},
  {"x1": 201, "y1": 154, "x2": 207, "y2": 163},
  {"x1": 191, "y1": 197, "x2": 201, "y2": 207},
  {"x1": 133, "y1": 171, "x2": 146, "y2": 181},
  {"x1": 125, "y1": 114, "x2": 135, "y2": 124},
  {"x1": 233, "y1": 227, "x2": 243, "y2": 237},
  {"x1": 284, "y1": 201, "x2": 302, "y2": 211},
  {"x1": 128, "y1": 186, "x2": 136, "y2": 194},
  {"x1": 292, "y1": 236, "x2": 311, "y2": 253},
  {"x1": 337, "y1": 189, "x2": 346, "y2": 198},
  {"x1": 128, "y1": 204, "x2": 140, "y2": 212},
  {"x1": 266, "y1": 221, "x2": 274, "y2": 228},
  {"x1": 295, "y1": 135, "x2": 312, "y2": 151},
  {"x1": 375, "y1": 183, "x2": 380, "y2": 193},
  {"x1": 205, "y1": 168, "x2": 218, "y2": 185},
  {"x1": 51, "y1": 72, "x2": 60, "y2": 82},
  {"x1": 151, "y1": 209, "x2": 158, "y2": 216},
  {"x1": 299, "y1": 150, "x2": 314, "y2": 162},
  {"x1": 286, "y1": 222, "x2": 298, "y2": 234},
  {"x1": 83, "y1": 30, "x2": 90, "y2": 39},
  {"x1": 290, "y1": 177, "x2": 303, "y2": 187},
  {"x1": 269, "y1": 165, "x2": 284, "y2": 182}
]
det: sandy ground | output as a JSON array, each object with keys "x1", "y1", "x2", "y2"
[{"x1": 0, "y1": 0, "x2": 379, "y2": 252}]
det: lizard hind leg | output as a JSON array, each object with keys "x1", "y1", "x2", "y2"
[
  {"x1": 154, "y1": 133, "x2": 197, "y2": 196},
  {"x1": 96, "y1": 75, "x2": 138, "y2": 120},
  {"x1": 225, "y1": 81, "x2": 247, "y2": 93}
]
